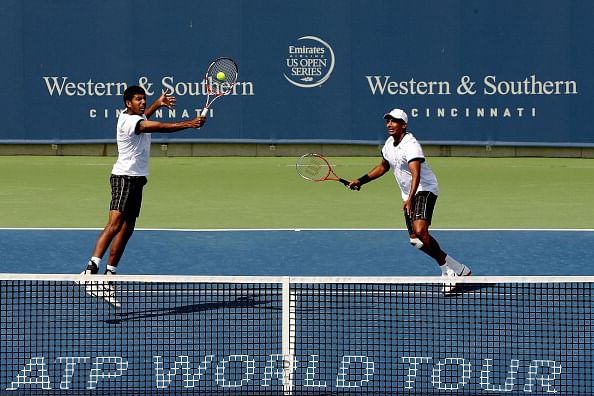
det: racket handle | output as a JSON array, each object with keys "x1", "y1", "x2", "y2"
[
  {"x1": 339, "y1": 178, "x2": 360, "y2": 191},
  {"x1": 200, "y1": 107, "x2": 209, "y2": 117},
  {"x1": 339, "y1": 178, "x2": 349, "y2": 186}
]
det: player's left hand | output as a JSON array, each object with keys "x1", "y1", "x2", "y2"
[
  {"x1": 159, "y1": 90, "x2": 176, "y2": 109},
  {"x1": 403, "y1": 200, "x2": 413, "y2": 216}
]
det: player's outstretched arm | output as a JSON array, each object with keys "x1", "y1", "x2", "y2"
[{"x1": 137, "y1": 117, "x2": 206, "y2": 134}]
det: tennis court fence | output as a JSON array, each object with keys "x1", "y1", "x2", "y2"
[{"x1": 1, "y1": 274, "x2": 593, "y2": 395}]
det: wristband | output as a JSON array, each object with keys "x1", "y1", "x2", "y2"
[{"x1": 357, "y1": 174, "x2": 372, "y2": 185}]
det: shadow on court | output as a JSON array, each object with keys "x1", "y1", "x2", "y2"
[
  {"x1": 444, "y1": 283, "x2": 489, "y2": 296},
  {"x1": 104, "y1": 296, "x2": 268, "y2": 324}
]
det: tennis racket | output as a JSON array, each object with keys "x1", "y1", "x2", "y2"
[
  {"x1": 296, "y1": 153, "x2": 359, "y2": 190},
  {"x1": 200, "y1": 57, "x2": 239, "y2": 116}
]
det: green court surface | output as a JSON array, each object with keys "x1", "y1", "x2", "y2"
[{"x1": 1, "y1": 155, "x2": 593, "y2": 229}]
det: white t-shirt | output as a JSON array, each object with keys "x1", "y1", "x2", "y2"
[
  {"x1": 381, "y1": 133, "x2": 439, "y2": 201},
  {"x1": 111, "y1": 111, "x2": 151, "y2": 176}
]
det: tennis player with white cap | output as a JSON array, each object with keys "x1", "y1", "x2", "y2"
[{"x1": 348, "y1": 108, "x2": 471, "y2": 293}]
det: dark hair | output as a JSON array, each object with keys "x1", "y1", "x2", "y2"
[{"x1": 123, "y1": 85, "x2": 146, "y2": 104}]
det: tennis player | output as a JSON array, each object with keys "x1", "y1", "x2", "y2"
[
  {"x1": 348, "y1": 108, "x2": 470, "y2": 292},
  {"x1": 82, "y1": 85, "x2": 205, "y2": 279}
]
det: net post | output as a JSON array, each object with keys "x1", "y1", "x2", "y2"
[{"x1": 282, "y1": 276, "x2": 295, "y2": 395}]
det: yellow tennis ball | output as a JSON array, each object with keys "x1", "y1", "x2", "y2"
[{"x1": 216, "y1": 72, "x2": 226, "y2": 81}]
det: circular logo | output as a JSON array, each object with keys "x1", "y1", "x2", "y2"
[{"x1": 284, "y1": 36, "x2": 335, "y2": 88}]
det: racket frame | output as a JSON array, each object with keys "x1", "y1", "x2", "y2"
[
  {"x1": 201, "y1": 57, "x2": 239, "y2": 116},
  {"x1": 296, "y1": 153, "x2": 350, "y2": 186}
]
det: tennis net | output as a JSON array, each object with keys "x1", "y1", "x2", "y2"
[{"x1": 1, "y1": 274, "x2": 593, "y2": 395}]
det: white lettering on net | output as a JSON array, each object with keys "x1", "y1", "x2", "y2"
[
  {"x1": 336, "y1": 355, "x2": 375, "y2": 388},
  {"x1": 431, "y1": 357, "x2": 471, "y2": 390},
  {"x1": 88, "y1": 356, "x2": 128, "y2": 389},
  {"x1": 480, "y1": 358, "x2": 519, "y2": 392},
  {"x1": 215, "y1": 355, "x2": 255, "y2": 388},
  {"x1": 523, "y1": 359, "x2": 561, "y2": 393},
  {"x1": 153, "y1": 355, "x2": 214, "y2": 389},
  {"x1": 7, "y1": 357, "x2": 51, "y2": 390},
  {"x1": 401, "y1": 356, "x2": 432, "y2": 389}
]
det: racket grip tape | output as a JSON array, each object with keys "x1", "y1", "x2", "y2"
[
  {"x1": 200, "y1": 107, "x2": 209, "y2": 117},
  {"x1": 339, "y1": 178, "x2": 360, "y2": 191}
]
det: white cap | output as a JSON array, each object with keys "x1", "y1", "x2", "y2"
[{"x1": 383, "y1": 108, "x2": 408, "y2": 123}]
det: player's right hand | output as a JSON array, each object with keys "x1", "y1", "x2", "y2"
[
  {"x1": 347, "y1": 180, "x2": 361, "y2": 190},
  {"x1": 190, "y1": 116, "x2": 206, "y2": 129}
]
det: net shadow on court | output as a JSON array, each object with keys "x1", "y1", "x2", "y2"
[{"x1": 104, "y1": 296, "x2": 268, "y2": 324}]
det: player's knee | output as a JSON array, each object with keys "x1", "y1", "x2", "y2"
[{"x1": 409, "y1": 237, "x2": 424, "y2": 249}]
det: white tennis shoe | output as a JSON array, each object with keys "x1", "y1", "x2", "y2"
[
  {"x1": 84, "y1": 281, "x2": 120, "y2": 309},
  {"x1": 77, "y1": 269, "x2": 121, "y2": 308},
  {"x1": 442, "y1": 265, "x2": 471, "y2": 294}
]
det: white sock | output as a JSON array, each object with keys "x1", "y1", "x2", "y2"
[
  {"x1": 439, "y1": 263, "x2": 449, "y2": 275},
  {"x1": 445, "y1": 255, "x2": 465, "y2": 273}
]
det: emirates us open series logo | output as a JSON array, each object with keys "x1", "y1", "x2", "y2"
[{"x1": 284, "y1": 36, "x2": 335, "y2": 88}]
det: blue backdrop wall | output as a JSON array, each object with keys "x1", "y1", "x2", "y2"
[{"x1": 2, "y1": 0, "x2": 592, "y2": 146}]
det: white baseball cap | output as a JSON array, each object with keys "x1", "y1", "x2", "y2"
[{"x1": 383, "y1": 108, "x2": 408, "y2": 123}]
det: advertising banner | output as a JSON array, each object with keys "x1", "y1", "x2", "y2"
[{"x1": 1, "y1": 1, "x2": 592, "y2": 146}]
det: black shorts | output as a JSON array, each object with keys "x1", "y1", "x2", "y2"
[
  {"x1": 404, "y1": 191, "x2": 438, "y2": 234},
  {"x1": 109, "y1": 175, "x2": 148, "y2": 218}
]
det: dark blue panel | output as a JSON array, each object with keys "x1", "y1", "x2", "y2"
[{"x1": 1, "y1": 0, "x2": 593, "y2": 145}]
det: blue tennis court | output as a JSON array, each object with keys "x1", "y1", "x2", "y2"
[
  {"x1": 1, "y1": 229, "x2": 593, "y2": 395},
  {"x1": 1, "y1": 228, "x2": 593, "y2": 276}
]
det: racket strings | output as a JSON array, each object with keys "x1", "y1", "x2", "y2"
[
  {"x1": 296, "y1": 155, "x2": 331, "y2": 181},
  {"x1": 206, "y1": 58, "x2": 239, "y2": 95}
]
